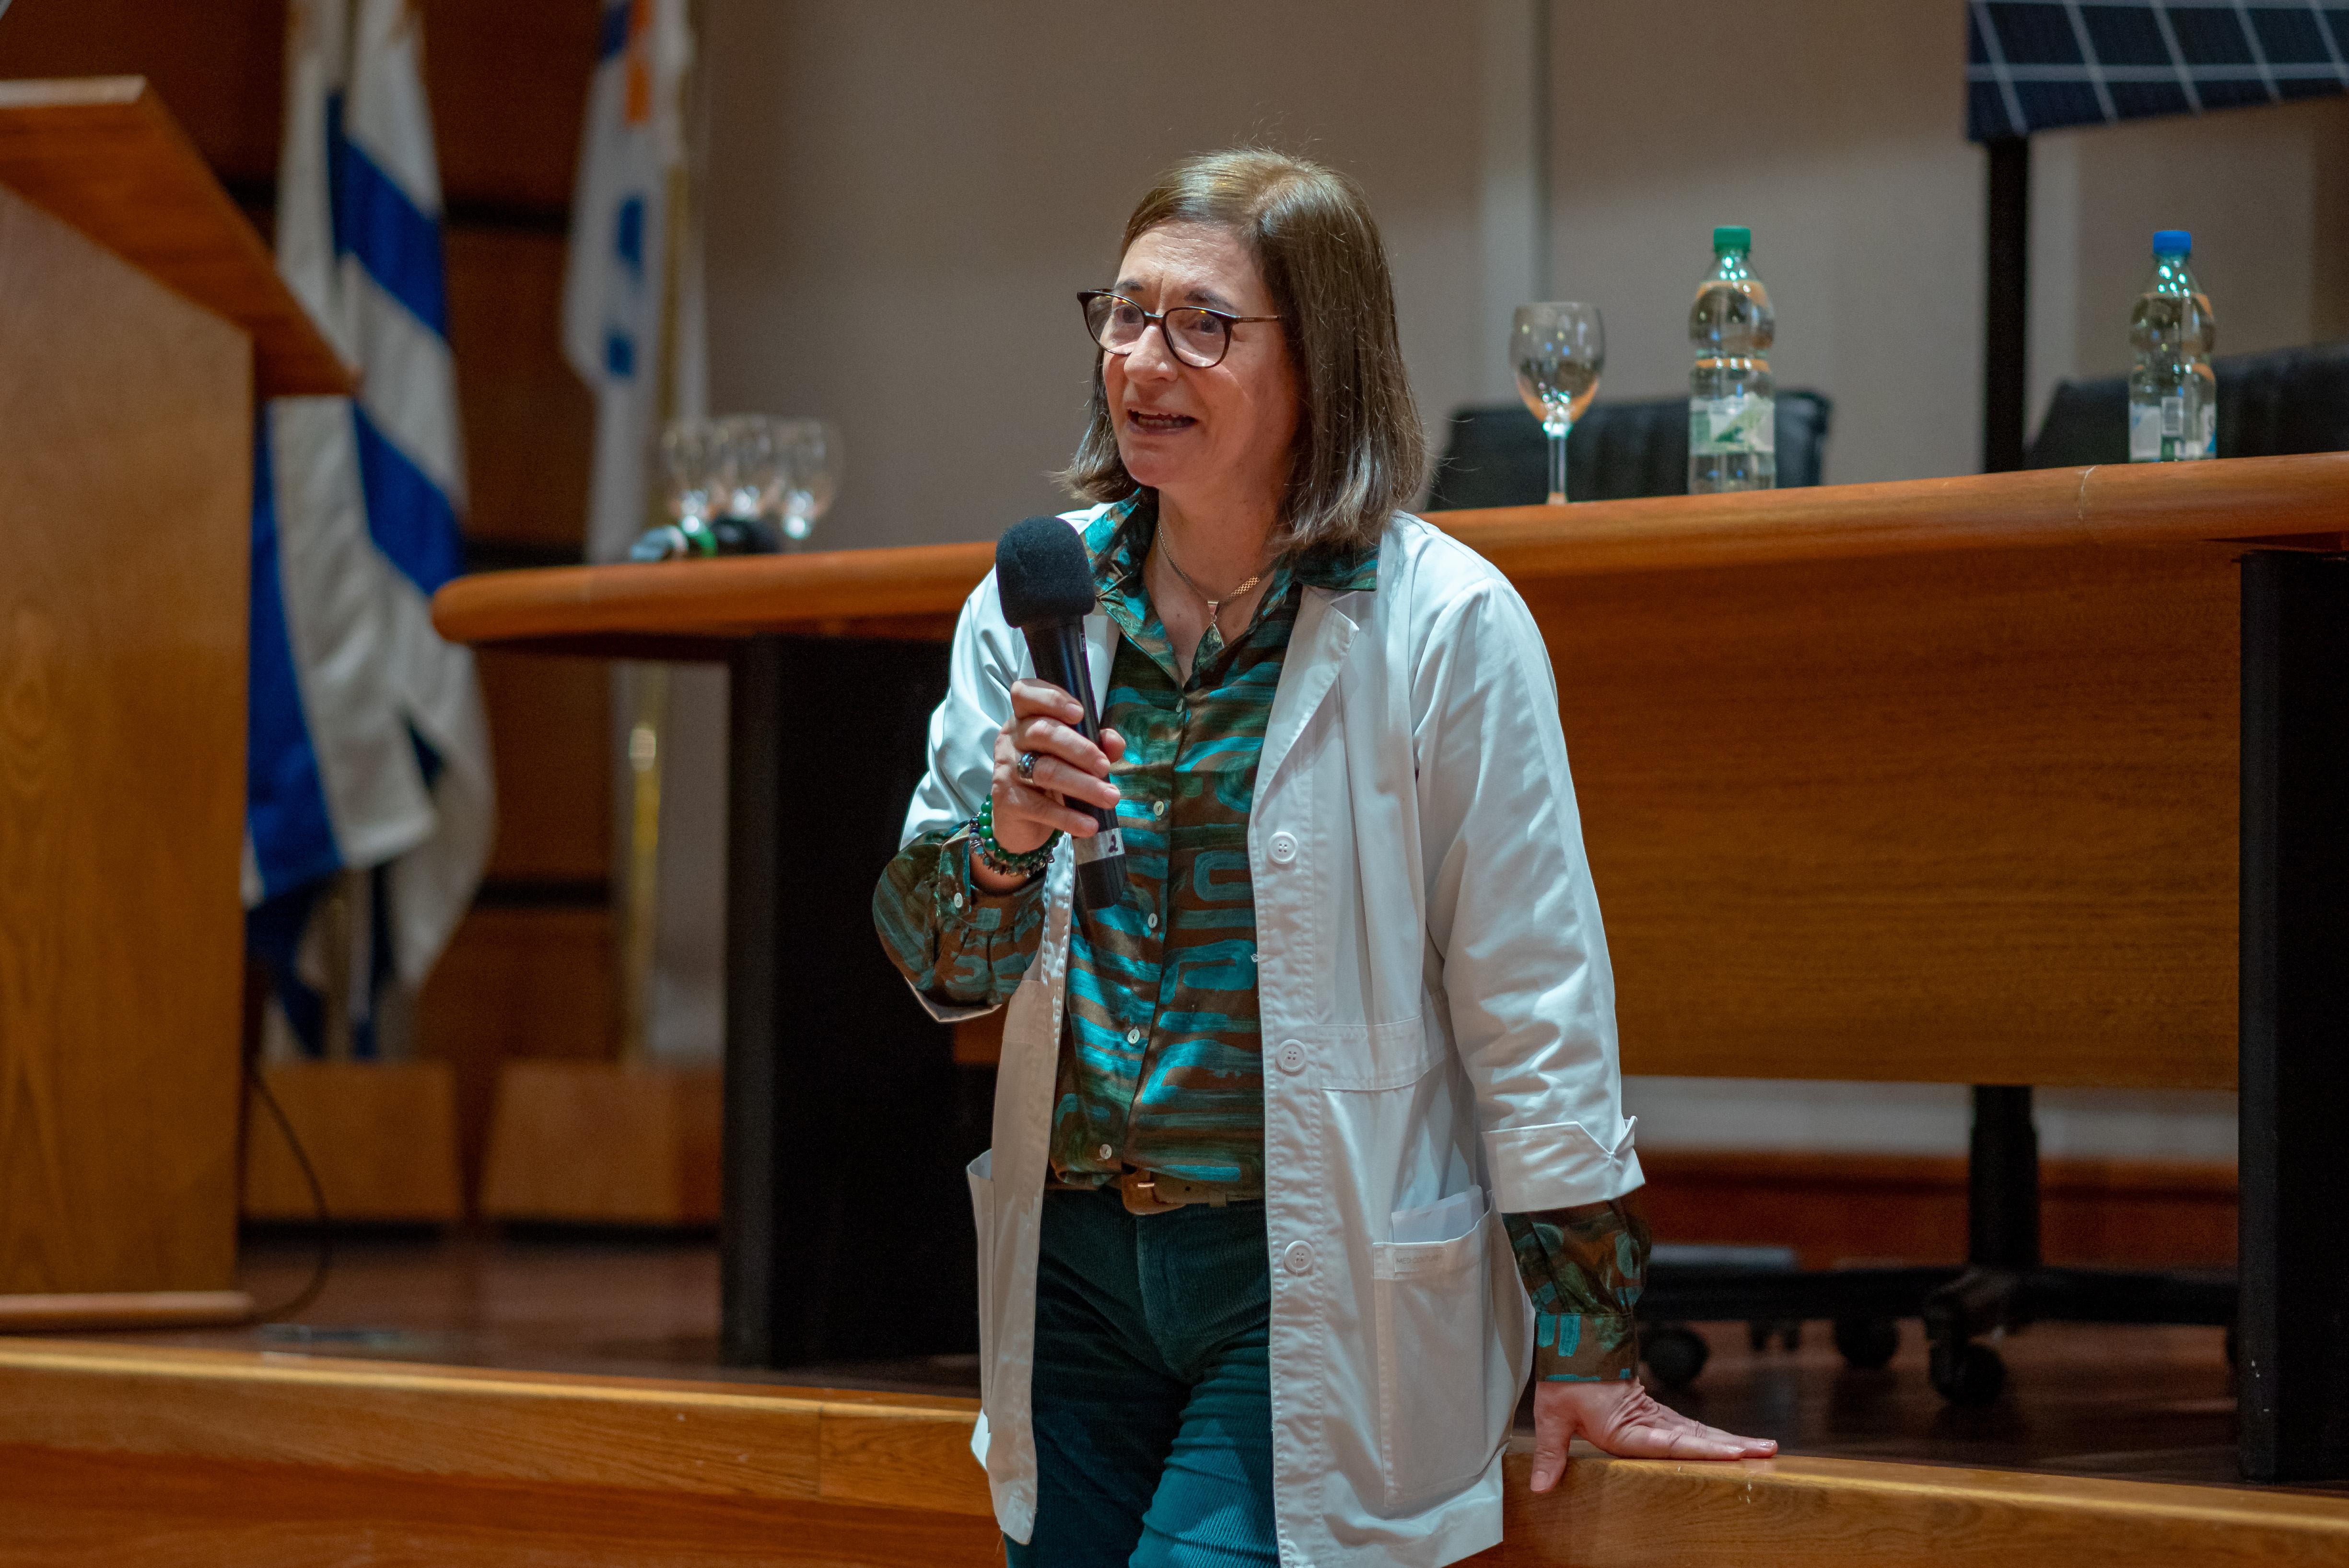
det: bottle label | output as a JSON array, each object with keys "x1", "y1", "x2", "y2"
[
  {"x1": 2129, "y1": 397, "x2": 2214, "y2": 461},
  {"x1": 1691, "y1": 394, "x2": 1775, "y2": 455}
]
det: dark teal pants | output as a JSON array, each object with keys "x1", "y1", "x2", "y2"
[{"x1": 1007, "y1": 1185, "x2": 1280, "y2": 1568}]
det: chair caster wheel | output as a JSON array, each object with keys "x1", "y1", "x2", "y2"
[
  {"x1": 1644, "y1": 1324, "x2": 1710, "y2": 1391},
  {"x1": 1832, "y1": 1315, "x2": 1900, "y2": 1370},
  {"x1": 1929, "y1": 1340, "x2": 2006, "y2": 1406}
]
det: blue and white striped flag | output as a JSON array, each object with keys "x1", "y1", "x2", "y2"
[{"x1": 246, "y1": 0, "x2": 494, "y2": 1054}]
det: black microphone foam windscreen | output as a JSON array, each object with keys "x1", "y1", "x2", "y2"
[{"x1": 995, "y1": 515, "x2": 1098, "y2": 628}]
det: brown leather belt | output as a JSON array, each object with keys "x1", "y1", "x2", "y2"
[{"x1": 1049, "y1": 1168, "x2": 1262, "y2": 1215}]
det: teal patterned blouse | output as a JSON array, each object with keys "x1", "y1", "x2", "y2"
[{"x1": 873, "y1": 501, "x2": 1646, "y2": 1385}]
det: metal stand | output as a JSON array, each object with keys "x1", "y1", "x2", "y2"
[
  {"x1": 1980, "y1": 135, "x2": 2030, "y2": 474},
  {"x1": 1966, "y1": 1085, "x2": 2040, "y2": 1270},
  {"x1": 1918, "y1": 1086, "x2": 2041, "y2": 1405},
  {"x1": 2238, "y1": 550, "x2": 2349, "y2": 1483}
]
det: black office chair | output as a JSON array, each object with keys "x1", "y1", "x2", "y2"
[
  {"x1": 2028, "y1": 339, "x2": 2349, "y2": 466},
  {"x1": 1426, "y1": 389, "x2": 1833, "y2": 509}
]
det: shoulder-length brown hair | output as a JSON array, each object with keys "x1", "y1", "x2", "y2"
[{"x1": 1060, "y1": 149, "x2": 1426, "y2": 553}]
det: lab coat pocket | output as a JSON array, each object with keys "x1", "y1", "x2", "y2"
[
  {"x1": 1370, "y1": 1191, "x2": 1496, "y2": 1503},
  {"x1": 967, "y1": 1150, "x2": 997, "y2": 1407}
]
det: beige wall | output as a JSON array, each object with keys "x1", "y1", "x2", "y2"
[
  {"x1": 1546, "y1": 0, "x2": 1989, "y2": 484},
  {"x1": 1549, "y1": 4, "x2": 2349, "y2": 486},
  {"x1": 2030, "y1": 93, "x2": 2349, "y2": 430},
  {"x1": 703, "y1": 0, "x2": 1486, "y2": 551}
]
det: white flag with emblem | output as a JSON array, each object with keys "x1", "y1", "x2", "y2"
[
  {"x1": 562, "y1": 0, "x2": 726, "y2": 1063},
  {"x1": 563, "y1": 0, "x2": 706, "y2": 561}
]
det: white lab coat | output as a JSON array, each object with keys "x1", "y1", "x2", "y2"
[{"x1": 899, "y1": 509, "x2": 1642, "y2": 1568}]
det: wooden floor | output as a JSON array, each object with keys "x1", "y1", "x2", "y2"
[{"x1": 7, "y1": 1227, "x2": 2344, "y2": 1566}]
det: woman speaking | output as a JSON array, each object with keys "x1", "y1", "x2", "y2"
[{"x1": 875, "y1": 149, "x2": 1771, "y2": 1568}]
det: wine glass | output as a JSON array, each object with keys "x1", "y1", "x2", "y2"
[
  {"x1": 1511, "y1": 304, "x2": 1604, "y2": 504},
  {"x1": 657, "y1": 417, "x2": 722, "y2": 550},
  {"x1": 715, "y1": 413, "x2": 774, "y2": 523},
  {"x1": 774, "y1": 419, "x2": 843, "y2": 550},
  {"x1": 712, "y1": 413, "x2": 786, "y2": 551}
]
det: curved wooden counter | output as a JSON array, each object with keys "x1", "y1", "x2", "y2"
[
  {"x1": 431, "y1": 454, "x2": 2349, "y2": 654},
  {"x1": 432, "y1": 453, "x2": 2349, "y2": 1095}
]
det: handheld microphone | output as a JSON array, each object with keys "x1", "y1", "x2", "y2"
[{"x1": 995, "y1": 516, "x2": 1125, "y2": 910}]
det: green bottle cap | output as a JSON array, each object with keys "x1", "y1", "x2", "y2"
[{"x1": 1713, "y1": 225, "x2": 1752, "y2": 255}]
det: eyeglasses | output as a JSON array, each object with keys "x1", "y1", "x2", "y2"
[{"x1": 1078, "y1": 290, "x2": 1281, "y2": 371}]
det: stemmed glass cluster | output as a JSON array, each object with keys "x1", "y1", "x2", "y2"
[{"x1": 636, "y1": 415, "x2": 844, "y2": 559}]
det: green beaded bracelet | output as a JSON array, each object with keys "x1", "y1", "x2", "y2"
[{"x1": 971, "y1": 798, "x2": 1059, "y2": 878}]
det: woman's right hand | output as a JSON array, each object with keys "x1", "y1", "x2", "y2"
[{"x1": 977, "y1": 678, "x2": 1124, "y2": 889}]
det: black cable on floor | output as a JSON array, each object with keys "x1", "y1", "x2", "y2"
[{"x1": 242, "y1": 1058, "x2": 333, "y2": 1323}]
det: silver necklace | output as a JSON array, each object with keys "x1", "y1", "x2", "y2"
[{"x1": 1157, "y1": 534, "x2": 1263, "y2": 627}]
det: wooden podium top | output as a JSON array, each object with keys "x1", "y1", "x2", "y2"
[
  {"x1": 0, "y1": 77, "x2": 351, "y2": 398},
  {"x1": 432, "y1": 453, "x2": 2349, "y2": 657}
]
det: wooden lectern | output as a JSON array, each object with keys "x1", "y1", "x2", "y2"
[{"x1": 0, "y1": 80, "x2": 350, "y2": 1329}]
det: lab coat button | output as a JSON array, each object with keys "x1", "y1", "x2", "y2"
[
  {"x1": 1267, "y1": 832, "x2": 1297, "y2": 864},
  {"x1": 1276, "y1": 1041, "x2": 1306, "y2": 1075},
  {"x1": 1282, "y1": 1240, "x2": 1314, "y2": 1275}
]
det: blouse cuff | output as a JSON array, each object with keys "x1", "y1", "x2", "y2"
[
  {"x1": 938, "y1": 827, "x2": 1045, "y2": 931},
  {"x1": 1503, "y1": 1195, "x2": 1652, "y2": 1388},
  {"x1": 1534, "y1": 1312, "x2": 1641, "y2": 1384}
]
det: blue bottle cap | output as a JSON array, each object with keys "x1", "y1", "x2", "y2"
[{"x1": 2152, "y1": 229, "x2": 2192, "y2": 257}]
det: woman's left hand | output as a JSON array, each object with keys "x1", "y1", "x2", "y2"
[{"x1": 1527, "y1": 1380, "x2": 1777, "y2": 1491}]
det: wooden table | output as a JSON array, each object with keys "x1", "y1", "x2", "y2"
[{"x1": 434, "y1": 453, "x2": 2349, "y2": 1480}]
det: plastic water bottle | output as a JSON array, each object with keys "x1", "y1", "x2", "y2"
[
  {"x1": 2128, "y1": 231, "x2": 2217, "y2": 462},
  {"x1": 1688, "y1": 226, "x2": 1776, "y2": 492}
]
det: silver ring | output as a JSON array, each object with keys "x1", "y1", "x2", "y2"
[{"x1": 1016, "y1": 751, "x2": 1040, "y2": 784}]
